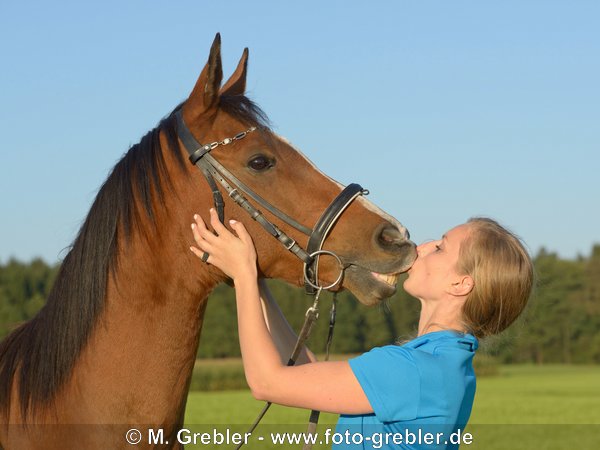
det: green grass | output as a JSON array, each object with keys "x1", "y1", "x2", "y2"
[
  {"x1": 466, "y1": 365, "x2": 600, "y2": 450},
  {"x1": 183, "y1": 365, "x2": 600, "y2": 449},
  {"x1": 469, "y1": 365, "x2": 600, "y2": 424}
]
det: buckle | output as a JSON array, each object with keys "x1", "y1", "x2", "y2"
[{"x1": 284, "y1": 238, "x2": 297, "y2": 250}]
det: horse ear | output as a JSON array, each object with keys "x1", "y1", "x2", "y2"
[
  {"x1": 184, "y1": 33, "x2": 223, "y2": 120},
  {"x1": 220, "y1": 48, "x2": 249, "y2": 96}
]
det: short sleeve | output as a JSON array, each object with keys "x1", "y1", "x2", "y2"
[{"x1": 348, "y1": 346, "x2": 420, "y2": 422}]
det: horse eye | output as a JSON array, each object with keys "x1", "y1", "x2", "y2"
[{"x1": 247, "y1": 154, "x2": 274, "y2": 172}]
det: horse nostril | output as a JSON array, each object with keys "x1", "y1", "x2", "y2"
[{"x1": 377, "y1": 224, "x2": 410, "y2": 249}]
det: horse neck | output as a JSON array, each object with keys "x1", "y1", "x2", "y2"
[{"x1": 65, "y1": 140, "x2": 223, "y2": 426}]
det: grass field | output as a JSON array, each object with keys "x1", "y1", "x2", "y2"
[{"x1": 183, "y1": 364, "x2": 600, "y2": 449}]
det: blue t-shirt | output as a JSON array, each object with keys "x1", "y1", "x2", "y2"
[{"x1": 333, "y1": 330, "x2": 478, "y2": 450}]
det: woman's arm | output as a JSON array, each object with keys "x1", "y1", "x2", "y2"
[
  {"x1": 190, "y1": 209, "x2": 373, "y2": 415},
  {"x1": 258, "y1": 278, "x2": 316, "y2": 365},
  {"x1": 234, "y1": 272, "x2": 372, "y2": 414}
]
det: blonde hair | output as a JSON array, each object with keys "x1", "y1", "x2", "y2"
[{"x1": 458, "y1": 218, "x2": 534, "y2": 339}]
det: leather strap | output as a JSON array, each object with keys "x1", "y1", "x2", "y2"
[
  {"x1": 304, "y1": 183, "x2": 365, "y2": 294},
  {"x1": 175, "y1": 107, "x2": 366, "y2": 288},
  {"x1": 175, "y1": 110, "x2": 313, "y2": 264},
  {"x1": 203, "y1": 153, "x2": 313, "y2": 236},
  {"x1": 175, "y1": 107, "x2": 366, "y2": 450}
]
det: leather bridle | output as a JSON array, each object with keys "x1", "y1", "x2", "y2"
[
  {"x1": 175, "y1": 109, "x2": 367, "y2": 448},
  {"x1": 174, "y1": 109, "x2": 367, "y2": 295}
]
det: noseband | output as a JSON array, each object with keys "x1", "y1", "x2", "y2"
[{"x1": 174, "y1": 110, "x2": 367, "y2": 294}]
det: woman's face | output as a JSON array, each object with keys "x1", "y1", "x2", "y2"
[{"x1": 403, "y1": 223, "x2": 472, "y2": 301}]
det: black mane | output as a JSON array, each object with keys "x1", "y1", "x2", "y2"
[{"x1": 0, "y1": 95, "x2": 269, "y2": 418}]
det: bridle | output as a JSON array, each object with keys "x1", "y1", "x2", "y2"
[
  {"x1": 174, "y1": 109, "x2": 367, "y2": 295},
  {"x1": 175, "y1": 109, "x2": 367, "y2": 448}
]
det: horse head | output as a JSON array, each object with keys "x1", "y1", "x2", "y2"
[{"x1": 179, "y1": 34, "x2": 416, "y2": 305}]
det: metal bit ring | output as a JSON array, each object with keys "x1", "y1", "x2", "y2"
[{"x1": 303, "y1": 250, "x2": 344, "y2": 291}]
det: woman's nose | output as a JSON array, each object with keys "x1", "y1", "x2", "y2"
[{"x1": 416, "y1": 240, "x2": 433, "y2": 256}]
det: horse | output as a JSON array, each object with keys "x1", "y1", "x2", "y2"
[{"x1": 0, "y1": 34, "x2": 416, "y2": 449}]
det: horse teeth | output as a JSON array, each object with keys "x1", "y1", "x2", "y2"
[{"x1": 372, "y1": 272, "x2": 398, "y2": 286}]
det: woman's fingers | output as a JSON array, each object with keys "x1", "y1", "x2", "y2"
[
  {"x1": 190, "y1": 220, "x2": 214, "y2": 264},
  {"x1": 191, "y1": 222, "x2": 214, "y2": 254},
  {"x1": 192, "y1": 213, "x2": 209, "y2": 232},
  {"x1": 190, "y1": 210, "x2": 258, "y2": 278},
  {"x1": 189, "y1": 245, "x2": 212, "y2": 264},
  {"x1": 229, "y1": 219, "x2": 253, "y2": 245},
  {"x1": 193, "y1": 213, "x2": 219, "y2": 244},
  {"x1": 209, "y1": 208, "x2": 231, "y2": 237}
]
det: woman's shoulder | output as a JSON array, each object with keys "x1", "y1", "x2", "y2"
[
  {"x1": 348, "y1": 345, "x2": 417, "y2": 379},
  {"x1": 401, "y1": 330, "x2": 478, "y2": 353},
  {"x1": 350, "y1": 331, "x2": 477, "y2": 376}
]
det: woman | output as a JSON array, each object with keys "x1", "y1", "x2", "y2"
[{"x1": 190, "y1": 208, "x2": 533, "y2": 449}]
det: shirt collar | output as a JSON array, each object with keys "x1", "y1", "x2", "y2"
[{"x1": 403, "y1": 330, "x2": 479, "y2": 351}]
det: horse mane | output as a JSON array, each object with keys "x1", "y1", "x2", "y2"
[{"x1": 0, "y1": 95, "x2": 269, "y2": 419}]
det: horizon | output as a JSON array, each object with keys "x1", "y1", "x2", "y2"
[{"x1": 1, "y1": 1, "x2": 598, "y2": 263}]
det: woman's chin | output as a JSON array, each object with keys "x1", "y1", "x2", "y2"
[{"x1": 401, "y1": 278, "x2": 416, "y2": 298}]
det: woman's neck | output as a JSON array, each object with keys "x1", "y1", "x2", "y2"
[{"x1": 417, "y1": 296, "x2": 466, "y2": 336}]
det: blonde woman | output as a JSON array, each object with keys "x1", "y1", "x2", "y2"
[{"x1": 190, "y1": 209, "x2": 533, "y2": 449}]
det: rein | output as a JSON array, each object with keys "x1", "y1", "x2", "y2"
[{"x1": 175, "y1": 110, "x2": 366, "y2": 448}]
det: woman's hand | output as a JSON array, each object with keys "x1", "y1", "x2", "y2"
[
  {"x1": 190, "y1": 210, "x2": 371, "y2": 416},
  {"x1": 190, "y1": 208, "x2": 257, "y2": 282}
]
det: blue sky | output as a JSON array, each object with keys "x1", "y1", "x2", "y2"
[{"x1": 1, "y1": 1, "x2": 598, "y2": 263}]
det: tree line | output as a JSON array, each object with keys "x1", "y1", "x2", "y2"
[{"x1": 1, "y1": 244, "x2": 599, "y2": 363}]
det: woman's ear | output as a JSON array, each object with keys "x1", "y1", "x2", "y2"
[{"x1": 448, "y1": 275, "x2": 474, "y2": 297}]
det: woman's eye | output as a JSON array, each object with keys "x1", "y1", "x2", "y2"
[
  {"x1": 435, "y1": 245, "x2": 442, "y2": 252},
  {"x1": 247, "y1": 154, "x2": 274, "y2": 172}
]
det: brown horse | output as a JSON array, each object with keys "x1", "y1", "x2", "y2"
[{"x1": 0, "y1": 35, "x2": 416, "y2": 449}]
